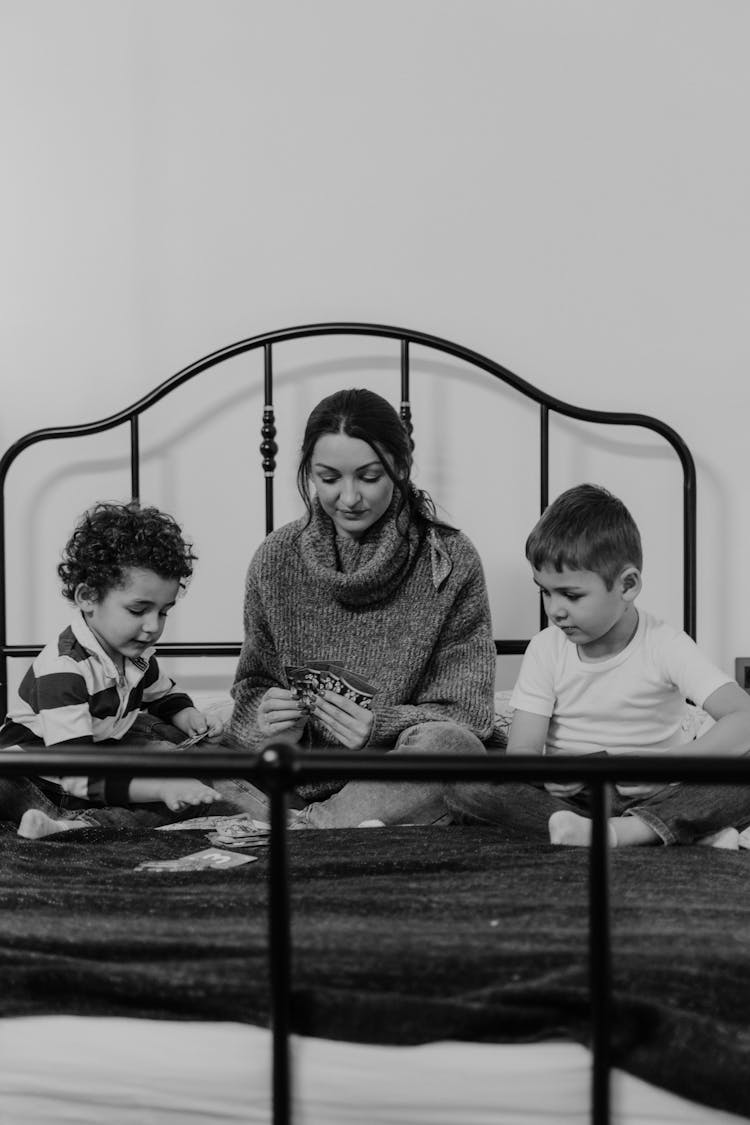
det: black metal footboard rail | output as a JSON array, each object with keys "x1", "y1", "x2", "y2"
[
  {"x1": 0, "y1": 323, "x2": 696, "y2": 718},
  {"x1": 1, "y1": 745, "x2": 747, "y2": 1125}
]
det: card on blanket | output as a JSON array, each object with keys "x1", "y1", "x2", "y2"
[{"x1": 134, "y1": 847, "x2": 258, "y2": 871}]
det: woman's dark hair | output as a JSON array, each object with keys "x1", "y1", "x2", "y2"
[
  {"x1": 58, "y1": 501, "x2": 197, "y2": 602},
  {"x1": 296, "y1": 388, "x2": 439, "y2": 530}
]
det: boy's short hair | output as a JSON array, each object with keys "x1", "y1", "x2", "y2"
[
  {"x1": 525, "y1": 484, "x2": 643, "y2": 589},
  {"x1": 58, "y1": 502, "x2": 196, "y2": 602}
]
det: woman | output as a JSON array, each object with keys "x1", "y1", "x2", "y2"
[{"x1": 227, "y1": 387, "x2": 496, "y2": 827}]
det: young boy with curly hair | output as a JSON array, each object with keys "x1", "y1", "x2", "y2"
[
  {"x1": 446, "y1": 484, "x2": 750, "y2": 848},
  {"x1": 0, "y1": 501, "x2": 223, "y2": 837}
]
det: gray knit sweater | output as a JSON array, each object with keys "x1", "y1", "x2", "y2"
[{"x1": 229, "y1": 496, "x2": 496, "y2": 754}]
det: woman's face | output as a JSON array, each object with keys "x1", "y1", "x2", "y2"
[{"x1": 310, "y1": 431, "x2": 395, "y2": 540}]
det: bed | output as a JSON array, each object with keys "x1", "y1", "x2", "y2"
[{"x1": 1, "y1": 323, "x2": 749, "y2": 1125}]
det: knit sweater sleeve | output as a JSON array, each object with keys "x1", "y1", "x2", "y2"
[
  {"x1": 368, "y1": 539, "x2": 496, "y2": 745},
  {"x1": 228, "y1": 557, "x2": 290, "y2": 751}
]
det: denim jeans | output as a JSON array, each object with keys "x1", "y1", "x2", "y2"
[
  {"x1": 210, "y1": 721, "x2": 488, "y2": 828},
  {"x1": 445, "y1": 767, "x2": 750, "y2": 845},
  {"x1": 297, "y1": 721, "x2": 486, "y2": 828},
  {"x1": 0, "y1": 773, "x2": 180, "y2": 832},
  {"x1": 0, "y1": 776, "x2": 64, "y2": 829},
  {"x1": 47, "y1": 788, "x2": 222, "y2": 830},
  {"x1": 3, "y1": 714, "x2": 246, "y2": 830}
]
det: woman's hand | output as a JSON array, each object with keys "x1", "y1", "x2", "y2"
[
  {"x1": 313, "y1": 690, "x2": 374, "y2": 750},
  {"x1": 257, "y1": 687, "x2": 307, "y2": 743}
]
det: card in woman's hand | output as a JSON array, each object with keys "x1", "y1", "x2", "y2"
[
  {"x1": 285, "y1": 665, "x2": 320, "y2": 710},
  {"x1": 285, "y1": 661, "x2": 377, "y2": 710}
]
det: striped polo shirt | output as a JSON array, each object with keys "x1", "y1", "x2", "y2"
[{"x1": 0, "y1": 613, "x2": 193, "y2": 804}]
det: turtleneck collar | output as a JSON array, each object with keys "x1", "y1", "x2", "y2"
[{"x1": 299, "y1": 493, "x2": 423, "y2": 607}]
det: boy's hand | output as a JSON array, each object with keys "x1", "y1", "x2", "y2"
[
  {"x1": 157, "y1": 778, "x2": 222, "y2": 811},
  {"x1": 172, "y1": 706, "x2": 224, "y2": 741}
]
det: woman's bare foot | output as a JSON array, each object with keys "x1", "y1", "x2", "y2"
[
  {"x1": 549, "y1": 810, "x2": 663, "y2": 847},
  {"x1": 548, "y1": 810, "x2": 618, "y2": 847},
  {"x1": 17, "y1": 810, "x2": 88, "y2": 839}
]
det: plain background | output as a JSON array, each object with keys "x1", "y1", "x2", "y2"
[{"x1": 1, "y1": 0, "x2": 748, "y2": 698}]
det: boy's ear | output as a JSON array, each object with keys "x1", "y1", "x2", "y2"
[
  {"x1": 73, "y1": 583, "x2": 98, "y2": 613},
  {"x1": 619, "y1": 566, "x2": 642, "y2": 602}
]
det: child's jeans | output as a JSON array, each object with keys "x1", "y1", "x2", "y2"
[
  {"x1": 0, "y1": 773, "x2": 179, "y2": 832},
  {"x1": 445, "y1": 766, "x2": 750, "y2": 845},
  {"x1": 1, "y1": 713, "x2": 244, "y2": 831},
  {"x1": 0, "y1": 776, "x2": 63, "y2": 829}
]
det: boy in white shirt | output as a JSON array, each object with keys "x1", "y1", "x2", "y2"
[{"x1": 446, "y1": 484, "x2": 750, "y2": 847}]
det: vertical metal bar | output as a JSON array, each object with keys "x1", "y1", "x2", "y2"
[
  {"x1": 684, "y1": 475, "x2": 697, "y2": 640},
  {"x1": 0, "y1": 483, "x2": 6, "y2": 720},
  {"x1": 261, "y1": 344, "x2": 278, "y2": 536},
  {"x1": 539, "y1": 405, "x2": 550, "y2": 631},
  {"x1": 266, "y1": 748, "x2": 292, "y2": 1125},
  {"x1": 539, "y1": 404, "x2": 549, "y2": 513},
  {"x1": 589, "y1": 781, "x2": 612, "y2": 1125},
  {"x1": 130, "y1": 416, "x2": 140, "y2": 504},
  {"x1": 400, "y1": 339, "x2": 413, "y2": 448}
]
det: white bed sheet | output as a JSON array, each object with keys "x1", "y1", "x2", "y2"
[{"x1": 0, "y1": 1017, "x2": 746, "y2": 1125}]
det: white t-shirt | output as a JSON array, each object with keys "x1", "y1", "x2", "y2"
[{"x1": 509, "y1": 609, "x2": 731, "y2": 796}]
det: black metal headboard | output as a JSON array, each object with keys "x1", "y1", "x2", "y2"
[{"x1": 0, "y1": 322, "x2": 696, "y2": 719}]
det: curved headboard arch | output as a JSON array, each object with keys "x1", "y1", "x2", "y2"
[{"x1": 0, "y1": 323, "x2": 696, "y2": 717}]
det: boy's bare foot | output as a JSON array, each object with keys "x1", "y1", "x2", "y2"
[
  {"x1": 17, "y1": 810, "x2": 88, "y2": 840},
  {"x1": 697, "y1": 827, "x2": 740, "y2": 850},
  {"x1": 548, "y1": 810, "x2": 618, "y2": 848}
]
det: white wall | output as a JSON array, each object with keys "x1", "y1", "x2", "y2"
[{"x1": 1, "y1": 0, "x2": 748, "y2": 697}]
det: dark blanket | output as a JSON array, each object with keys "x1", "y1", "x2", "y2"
[{"x1": 1, "y1": 824, "x2": 749, "y2": 1118}]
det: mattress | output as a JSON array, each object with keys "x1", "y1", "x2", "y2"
[{"x1": 1, "y1": 1017, "x2": 747, "y2": 1125}]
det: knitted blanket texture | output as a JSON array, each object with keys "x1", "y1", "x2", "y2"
[{"x1": 1, "y1": 824, "x2": 749, "y2": 1119}]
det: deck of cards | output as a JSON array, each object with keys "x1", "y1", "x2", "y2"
[
  {"x1": 157, "y1": 814, "x2": 271, "y2": 850},
  {"x1": 208, "y1": 817, "x2": 271, "y2": 849},
  {"x1": 285, "y1": 660, "x2": 377, "y2": 712}
]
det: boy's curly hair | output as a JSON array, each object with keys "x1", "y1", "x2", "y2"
[{"x1": 58, "y1": 502, "x2": 197, "y2": 602}]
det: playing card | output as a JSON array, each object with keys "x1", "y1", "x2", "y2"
[
  {"x1": 135, "y1": 847, "x2": 258, "y2": 871},
  {"x1": 327, "y1": 668, "x2": 377, "y2": 709},
  {"x1": 208, "y1": 817, "x2": 271, "y2": 840},
  {"x1": 286, "y1": 661, "x2": 377, "y2": 710},
  {"x1": 176, "y1": 730, "x2": 210, "y2": 749},
  {"x1": 208, "y1": 819, "x2": 269, "y2": 846},
  {"x1": 157, "y1": 813, "x2": 239, "y2": 833},
  {"x1": 285, "y1": 665, "x2": 320, "y2": 710},
  {"x1": 207, "y1": 814, "x2": 271, "y2": 849},
  {"x1": 208, "y1": 832, "x2": 270, "y2": 849}
]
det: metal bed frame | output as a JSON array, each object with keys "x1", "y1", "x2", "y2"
[{"x1": 0, "y1": 324, "x2": 704, "y2": 1125}]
